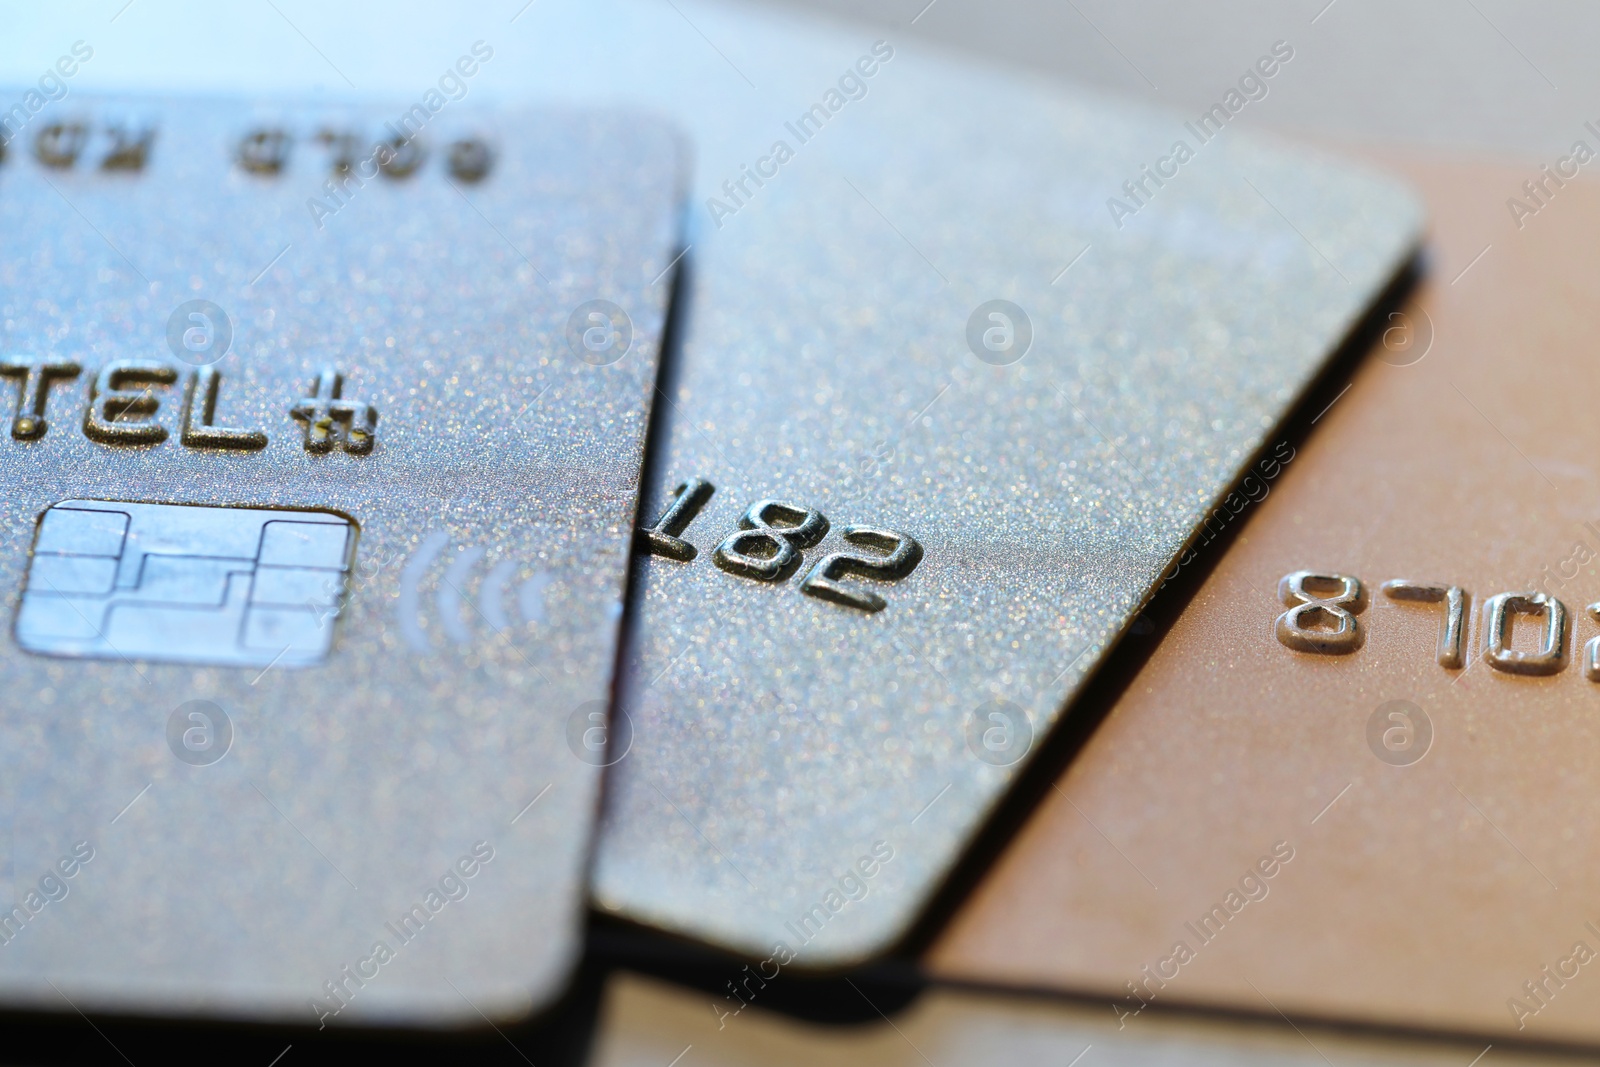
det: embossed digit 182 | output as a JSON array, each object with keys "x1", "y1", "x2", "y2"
[
  {"x1": 636, "y1": 478, "x2": 922, "y2": 613},
  {"x1": 1276, "y1": 569, "x2": 1599, "y2": 681}
]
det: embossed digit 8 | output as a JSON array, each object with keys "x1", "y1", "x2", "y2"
[
  {"x1": 713, "y1": 499, "x2": 829, "y2": 581},
  {"x1": 1275, "y1": 570, "x2": 1365, "y2": 654}
]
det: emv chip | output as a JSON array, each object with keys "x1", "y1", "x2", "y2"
[{"x1": 18, "y1": 500, "x2": 353, "y2": 669}]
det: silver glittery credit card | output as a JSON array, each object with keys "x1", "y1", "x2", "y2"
[
  {"x1": 0, "y1": 94, "x2": 681, "y2": 1025},
  {"x1": 589, "y1": 24, "x2": 1420, "y2": 964}
]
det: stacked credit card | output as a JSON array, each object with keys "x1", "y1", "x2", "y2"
[{"x1": 14, "y1": 2, "x2": 1574, "y2": 1064}]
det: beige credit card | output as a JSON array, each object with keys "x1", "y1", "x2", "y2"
[{"x1": 925, "y1": 156, "x2": 1600, "y2": 1048}]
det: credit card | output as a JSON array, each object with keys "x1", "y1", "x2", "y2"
[
  {"x1": 590, "y1": 39, "x2": 1422, "y2": 963},
  {"x1": 926, "y1": 158, "x2": 1600, "y2": 1046},
  {"x1": 0, "y1": 95, "x2": 681, "y2": 1024}
]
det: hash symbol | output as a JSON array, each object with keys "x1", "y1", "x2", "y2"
[{"x1": 290, "y1": 366, "x2": 378, "y2": 454}]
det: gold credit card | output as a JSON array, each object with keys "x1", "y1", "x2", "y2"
[{"x1": 926, "y1": 156, "x2": 1600, "y2": 1046}]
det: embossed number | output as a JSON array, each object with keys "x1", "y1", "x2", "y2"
[
  {"x1": 1381, "y1": 580, "x2": 1468, "y2": 669},
  {"x1": 1481, "y1": 592, "x2": 1567, "y2": 676},
  {"x1": 638, "y1": 478, "x2": 714, "y2": 562},
  {"x1": 1586, "y1": 603, "x2": 1600, "y2": 682},
  {"x1": 800, "y1": 526, "x2": 922, "y2": 613},
  {"x1": 1275, "y1": 570, "x2": 1365, "y2": 654},
  {"x1": 714, "y1": 499, "x2": 829, "y2": 581},
  {"x1": 1280, "y1": 571, "x2": 1600, "y2": 682},
  {"x1": 642, "y1": 479, "x2": 923, "y2": 612}
]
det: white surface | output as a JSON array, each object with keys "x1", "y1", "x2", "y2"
[
  {"x1": 768, "y1": 0, "x2": 1590, "y2": 160},
  {"x1": 3, "y1": 0, "x2": 1586, "y2": 160}
]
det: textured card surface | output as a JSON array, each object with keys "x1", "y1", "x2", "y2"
[
  {"x1": 927, "y1": 158, "x2": 1600, "y2": 1046},
  {"x1": 0, "y1": 96, "x2": 681, "y2": 1024},
  {"x1": 590, "y1": 37, "x2": 1421, "y2": 963}
]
